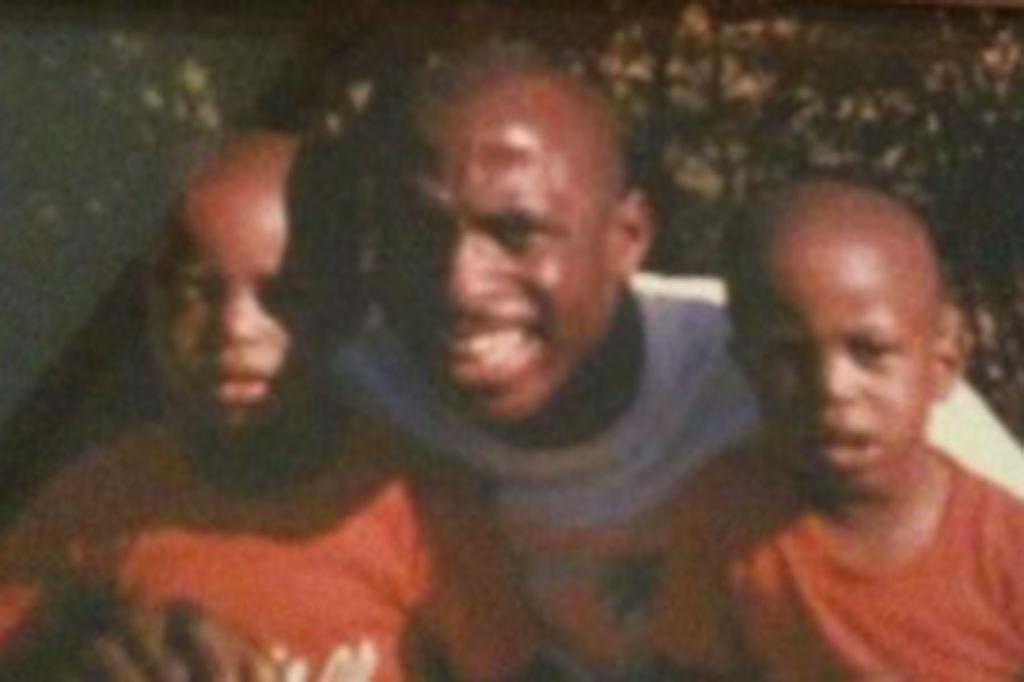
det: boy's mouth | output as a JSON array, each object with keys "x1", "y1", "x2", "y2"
[
  {"x1": 816, "y1": 427, "x2": 882, "y2": 471},
  {"x1": 218, "y1": 377, "x2": 270, "y2": 406},
  {"x1": 215, "y1": 367, "x2": 276, "y2": 411}
]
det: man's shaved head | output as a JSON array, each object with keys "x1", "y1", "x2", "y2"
[
  {"x1": 373, "y1": 43, "x2": 627, "y2": 201},
  {"x1": 423, "y1": 46, "x2": 625, "y2": 198}
]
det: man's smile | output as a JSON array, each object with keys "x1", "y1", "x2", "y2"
[{"x1": 446, "y1": 322, "x2": 546, "y2": 389}]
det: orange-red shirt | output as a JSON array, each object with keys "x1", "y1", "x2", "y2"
[
  {"x1": 0, "y1": 421, "x2": 537, "y2": 681},
  {"x1": 653, "y1": 446, "x2": 1024, "y2": 681}
]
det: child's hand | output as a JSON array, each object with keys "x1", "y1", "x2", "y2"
[
  {"x1": 79, "y1": 599, "x2": 279, "y2": 681},
  {"x1": 273, "y1": 640, "x2": 379, "y2": 682},
  {"x1": 0, "y1": 584, "x2": 279, "y2": 681}
]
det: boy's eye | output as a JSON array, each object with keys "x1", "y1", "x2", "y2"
[
  {"x1": 177, "y1": 271, "x2": 223, "y2": 304},
  {"x1": 847, "y1": 335, "x2": 895, "y2": 367}
]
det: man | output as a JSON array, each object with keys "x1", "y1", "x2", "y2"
[{"x1": 337, "y1": 44, "x2": 1024, "y2": 677}]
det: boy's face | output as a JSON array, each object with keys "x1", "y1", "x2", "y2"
[
  {"x1": 735, "y1": 223, "x2": 956, "y2": 490},
  {"x1": 155, "y1": 148, "x2": 319, "y2": 435}
]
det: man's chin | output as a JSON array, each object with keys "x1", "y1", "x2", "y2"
[
  {"x1": 443, "y1": 353, "x2": 557, "y2": 419},
  {"x1": 449, "y1": 379, "x2": 558, "y2": 430}
]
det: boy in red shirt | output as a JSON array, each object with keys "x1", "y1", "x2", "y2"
[
  {"x1": 654, "y1": 180, "x2": 1024, "y2": 680},
  {"x1": 0, "y1": 132, "x2": 536, "y2": 681}
]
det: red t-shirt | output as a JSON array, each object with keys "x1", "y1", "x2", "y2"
[
  {"x1": 653, "y1": 444, "x2": 1024, "y2": 681},
  {"x1": 0, "y1": 421, "x2": 538, "y2": 681}
]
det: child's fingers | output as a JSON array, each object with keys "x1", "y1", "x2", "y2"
[{"x1": 166, "y1": 602, "x2": 278, "y2": 682}]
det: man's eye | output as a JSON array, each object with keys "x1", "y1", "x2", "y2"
[{"x1": 487, "y1": 214, "x2": 542, "y2": 252}]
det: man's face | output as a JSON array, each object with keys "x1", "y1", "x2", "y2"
[
  {"x1": 734, "y1": 225, "x2": 955, "y2": 491},
  {"x1": 388, "y1": 75, "x2": 649, "y2": 423},
  {"x1": 157, "y1": 171, "x2": 298, "y2": 432}
]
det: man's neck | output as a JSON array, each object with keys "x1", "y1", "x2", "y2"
[{"x1": 488, "y1": 294, "x2": 645, "y2": 449}]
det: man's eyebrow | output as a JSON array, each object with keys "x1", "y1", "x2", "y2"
[
  {"x1": 478, "y1": 208, "x2": 534, "y2": 224},
  {"x1": 475, "y1": 207, "x2": 558, "y2": 235}
]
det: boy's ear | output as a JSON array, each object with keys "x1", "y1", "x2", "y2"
[{"x1": 932, "y1": 303, "x2": 967, "y2": 400}]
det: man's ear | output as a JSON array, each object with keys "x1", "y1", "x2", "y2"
[
  {"x1": 933, "y1": 303, "x2": 967, "y2": 400},
  {"x1": 609, "y1": 189, "x2": 654, "y2": 278}
]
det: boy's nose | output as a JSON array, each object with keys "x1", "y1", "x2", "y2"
[
  {"x1": 819, "y1": 352, "x2": 859, "y2": 404},
  {"x1": 219, "y1": 290, "x2": 268, "y2": 345}
]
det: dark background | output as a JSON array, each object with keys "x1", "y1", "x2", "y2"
[{"x1": 3, "y1": 0, "x2": 1024, "y2": 517}]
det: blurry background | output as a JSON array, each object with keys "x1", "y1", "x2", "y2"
[{"x1": 3, "y1": 0, "x2": 1023, "y2": 518}]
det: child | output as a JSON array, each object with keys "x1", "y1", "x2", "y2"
[
  {"x1": 0, "y1": 132, "x2": 536, "y2": 681},
  {"x1": 654, "y1": 180, "x2": 1024, "y2": 680}
]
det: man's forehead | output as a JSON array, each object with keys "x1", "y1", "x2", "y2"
[
  {"x1": 439, "y1": 124, "x2": 571, "y2": 206},
  {"x1": 424, "y1": 80, "x2": 610, "y2": 203},
  {"x1": 443, "y1": 72, "x2": 611, "y2": 159}
]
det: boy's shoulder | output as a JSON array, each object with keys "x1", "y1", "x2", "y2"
[
  {"x1": 940, "y1": 452, "x2": 1024, "y2": 548},
  {"x1": 12, "y1": 422, "x2": 186, "y2": 526}
]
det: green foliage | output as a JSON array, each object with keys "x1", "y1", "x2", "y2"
[{"x1": 8, "y1": 2, "x2": 1024, "y2": 432}]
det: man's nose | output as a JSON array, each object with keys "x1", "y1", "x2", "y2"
[{"x1": 446, "y1": 228, "x2": 509, "y2": 307}]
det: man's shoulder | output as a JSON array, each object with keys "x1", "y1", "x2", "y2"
[
  {"x1": 631, "y1": 273, "x2": 727, "y2": 306},
  {"x1": 329, "y1": 412, "x2": 491, "y2": 538},
  {"x1": 667, "y1": 436, "x2": 796, "y2": 546},
  {"x1": 631, "y1": 273, "x2": 732, "y2": 350},
  {"x1": 630, "y1": 270, "x2": 737, "y2": 352}
]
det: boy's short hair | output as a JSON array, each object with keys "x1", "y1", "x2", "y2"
[
  {"x1": 150, "y1": 133, "x2": 370, "y2": 349},
  {"x1": 725, "y1": 177, "x2": 953, "y2": 335}
]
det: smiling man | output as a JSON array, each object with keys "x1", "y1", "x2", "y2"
[
  {"x1": 385, "y1": 49, "x2": 651, "y2": 438},
  {"x1": 338, "y1": 43, "x2": 1024, "y2": 678}
]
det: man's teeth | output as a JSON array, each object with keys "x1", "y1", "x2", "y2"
[{"x1": 458, "y1": 329, "x2": 528, "y2": 358}]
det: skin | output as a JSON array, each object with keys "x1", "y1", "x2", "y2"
[
  {"x1": 151, "y1": 132, "x2": 362, "y2": 495},
  {"x1": 733, "y1": 183, "x2": 961, "y2": 566},
  {"x1": 392, "y1": 70, "x2": 651, "y2": 430},
  {"x1": 0, "y1": 582, "x2": 277, "y2": 681},
  {"x1": 1, "y1": 135, "x2": 368, "y2": 682},
  {"x1": 155, "y1": 134, "x2": 300, "y2": 434},
  {"x1": 75, "y1": 134, "x2": 361, "y2": 679}
]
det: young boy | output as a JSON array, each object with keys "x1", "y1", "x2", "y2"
[
  {"x1": 0, "y1": 132, "x2": 536, "y2": 681},
  {"x1": 654, "y1": 180, "x2": 1024, "y2": 680}
]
